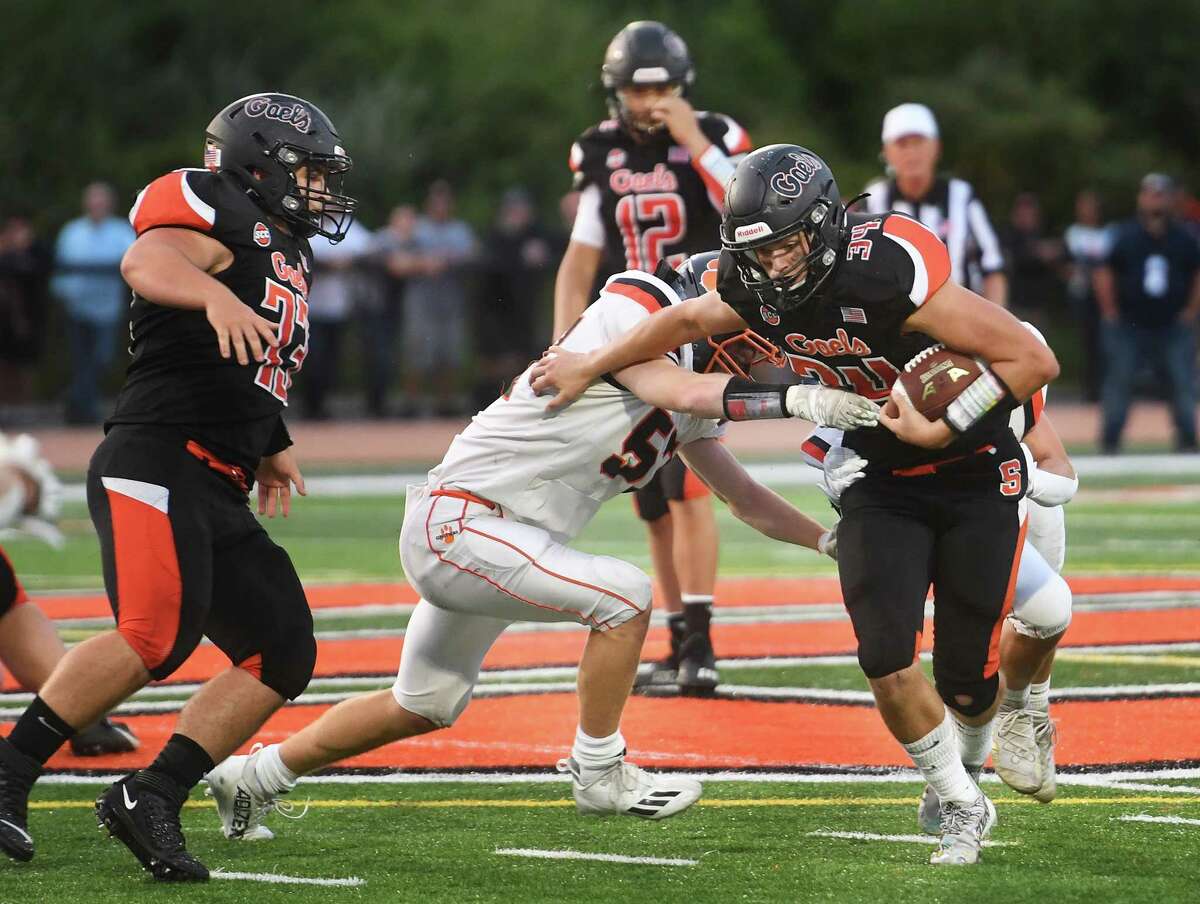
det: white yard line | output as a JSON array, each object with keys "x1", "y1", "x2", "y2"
[
  {"x1": 1116, "y1": 814, "x2": 1200, "y2": 826},
  {"x1": 211, "y1": 868, "x2": 365, "y2": 886},
  {"x1": 495, "y1": 847, "x2": 696, "y2": 866},
  {"x1": 807, "y1": 830, "x2": 1011, "y2": 847}
]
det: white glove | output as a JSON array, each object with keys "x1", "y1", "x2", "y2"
[
  {"x1": 817, "y1": 522, "x2": 839, "y2": 560},
  {"x1": 820, "y1": 446, "x2": 868, "y2": 505},
  {"x1": 786, "y1": 385, "x2": 880, "y2": 430},
  {"x1": 0, "y1": 433, "x2": 63, "y2": 536}
]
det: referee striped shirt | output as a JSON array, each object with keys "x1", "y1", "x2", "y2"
[{"x1": 862, "y1": 176, "x2": 1004, "y2": 291}]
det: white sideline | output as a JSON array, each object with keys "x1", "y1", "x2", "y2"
[
  {"x1": 495, "y1": 847, "x2": 696, "y2": 866},
  {"x1": 1117, "y1": 814, "x2": 1200, "y2": 826},
  {"x1": 211, "y1": 868, "x2": 365, "y2": 886},
  {"x1": 808, "y1": 830, "x2": 1011, "y2": 847}
]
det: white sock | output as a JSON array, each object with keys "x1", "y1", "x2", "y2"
[
  {"x1": 1028, "y1": 679, "x2": 1051, "y2": 714},
  {"x1": 254, "y1": 743, "x2": 299, "y2": 795},
  {"x1": 571, "y1": 727, "x2": 625, "y2": 780},
  {"x1": 952, "y1": 712, "x2": 995, "y2": 774},
  {"x1": 1002, "y1": 684, "x2": 1031, "y2": 711},
  {"x1": 903, "y1": 710, "x2": 979, "y2": 806}
]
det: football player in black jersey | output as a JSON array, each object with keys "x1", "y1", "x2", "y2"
[
  {"x1": 555, "y1": 20, "x2": 753, "y2": 694},
  {"x1": 0, "y1": 93, "x2": 355, "y2": 881},
  {"x1": 531, "y1": 144, "x2": 1059, "y2": 866}
]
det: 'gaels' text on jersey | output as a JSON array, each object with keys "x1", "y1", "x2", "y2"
[
  {"x1": 569, "y1": 114, "x2": 751, "y2": 280},
  {"x1": 108, "y1": 168, "x2": 312, "y2": 474},
  {"x1": 428, "y1": 271, "x2": 722, "y2": 544},
  {"x1": 718, "y1": 210, "x2": 1021, "y2": 475}
]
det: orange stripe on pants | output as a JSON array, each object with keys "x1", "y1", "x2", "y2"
[{"x1": 106, "y1": 488, "x2": 182, "y2": 671}]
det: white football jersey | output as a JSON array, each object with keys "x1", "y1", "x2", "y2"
[{"x1": 426, "y1": 270, "x2": 724, "y2": 544}]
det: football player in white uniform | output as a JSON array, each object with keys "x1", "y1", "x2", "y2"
[
  {"x1": 802, "y1": 326, "x2": 1076, "y2": 826},
  {"x1": 0, "y1": 434, "x2": 139, "y2": 757},
  {"x1": 205, "y1": 261, "x2": 877, "y2": 839}
]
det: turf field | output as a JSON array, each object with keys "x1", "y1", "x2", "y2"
[{"x1": 2, "y1": 470, "x2": 1198, "y2": 901}]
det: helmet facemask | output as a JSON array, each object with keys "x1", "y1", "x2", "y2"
[
  {"x1": 607, "y1": 81, "x2": 685, "y2": 137},
  {"x1": 693, "y1": 329, "x2": 786, "y2": 379},
  {"x1": 276, "y1": 145, "x2": 356, "y2": 242}
]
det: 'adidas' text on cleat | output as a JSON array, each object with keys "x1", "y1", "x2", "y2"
[
  {"x1": 929, "y1": 790, "x2": 996, "y2": 866},
  {"x1": 0, "y1": 738, "x2": 40, "y2": 862},
  {"x1": 556, "y1": 756, "x2": 701, "y2": 820},
  {"x1": 204, "y1": 744, "x2": 304, "y2": 841},
  {"x1": 95, "y1": 772, "x2": 208, "y2": 881}
]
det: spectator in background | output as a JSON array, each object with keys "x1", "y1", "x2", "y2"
[
  {"x1": 473, "y1": 188, "x2": 556, "y2": 409},
  {"x1": 303, "y1": 219, "x2": 376, "y2": 420},
  {"x1": 1000, "y1": 192, "x2": 1065, "y2": 325},
  {"x1": 361, "y1": 205, "x2": 420, "y2": 418},
  {"x1": 1096, "y1": 173, "x2": 1200, "y2": 453},
  {"x1": 50, "y1": 182, "x2": 135, "y2": 423},
  {"x1": 1064, "y1": 189, "x2": 1112, "y2": 401},
  {"x1": 863, "y1": 103, "x2": 1007, "y2": 306},
  {"x1": 0, "y1": 213, "x2": 52, "y2": 405},
  {"x1": 401, "y1": 180, "x2": 477, "y2": 417}
]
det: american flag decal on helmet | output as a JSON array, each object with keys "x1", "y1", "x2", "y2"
[
  {"x1": 841, "y1": 307, "x2": 867, "y2": 324},
  {"x1": 204, "y1": 144, "x2": 221, "y2": 171}
]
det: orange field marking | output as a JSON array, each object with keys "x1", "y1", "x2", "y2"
[{"x1": 28, "y1": 574, "x2": 1200, "y2": 620}]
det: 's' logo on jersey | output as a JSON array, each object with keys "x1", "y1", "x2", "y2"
[
  {"x1": 606, "y1": 148, "x2": 627, "y2": 169},
  {"x1": 243, "y1": 97, "x2": 312, "y2": 134},
  {"x1": 769, "y1": 152, "x2": 823, "y2": 199},
  {"x1": 760, "y1": 304, "x2": 780, "y2": 326},
  {"x1": 253, "y1": 222, "x2": 271, "y2": 247}
]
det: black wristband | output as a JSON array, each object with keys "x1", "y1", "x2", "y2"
[{"x1": 722, "y1": 377, "x2": 790, "y2": 421}]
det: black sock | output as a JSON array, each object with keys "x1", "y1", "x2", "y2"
[
  {"x1": 682, "y1": 598, "x2": 713, "y2": 638},
  {"x1": 667, "y1": 613, "x2": 686, "y2": 661},
  {"x1": 143, "y1": 733, "x2": 214, "y2": 791},
  {"x1": 7, "y1": 696, "x2": 75, "y2": 764}
]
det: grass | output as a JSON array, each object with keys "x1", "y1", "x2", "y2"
[{"x1": 9, "y1": 780, "x2": 1199, "y2": 903}]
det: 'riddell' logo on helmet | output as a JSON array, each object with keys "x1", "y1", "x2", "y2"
[
  {"x1": 734, "y1": 222, "x2": 772, "y2": 242},
  {"x1": 769, "y1": 153, "x2": 823, "y2": 199},
  {"x1": 243, "y1": 97, "x2": 312, "y2": 134}
]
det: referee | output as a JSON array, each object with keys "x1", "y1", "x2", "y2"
[{"x1": 863, "y1": 103, "x2": 1008, "y2": 307}]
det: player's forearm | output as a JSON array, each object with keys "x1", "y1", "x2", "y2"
[
  {"x1": 982, "y1": 272, "x2": 1008, "y2": 308},
  {"x1": 121, "y1": 243, "x2": 235, "y2": 312},
  {"x1": 729, "y1": 481, "x2": 827, "y2": 550},
  {"x1": 623, "y1": 368, "x2": 732, "y2": 419},
  {"x1": 988, "y1": 343, "x2": 1059, "y2": 403},
  {"x1": 552, "y1": 249, "x2": 597, "y2": 338}
]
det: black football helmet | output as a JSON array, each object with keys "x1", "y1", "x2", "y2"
[
  {"x1": 658, "y1": 252, "x2": 786, "y2": 377},
  {"x1": 601, "y1": 21, "x2": 694, "y2": 135},
  {"x1": 720, "y1": 144, "x2": 846, "y2": 312},
  {"x1": 205, "y1": 93, "x2": 357, "y2": 242}
]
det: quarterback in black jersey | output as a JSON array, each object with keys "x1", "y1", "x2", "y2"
[
  {"x1": 0, "y1": 94, "x2": 354, "y2": 882},
  {"x1": 554, "y1": 20, "x2": 752, "y2": 695},
  {"x1": 532, "y1": 144, "x2": 1058, "y2": 866}
]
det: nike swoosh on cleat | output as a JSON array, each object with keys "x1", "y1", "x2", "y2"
[
  {"x1": 121, "y1": 784, "x2": 138, "y2": 810},
  {"x1": 0, "y1": 819, "x2": 32, "y2": 844}
]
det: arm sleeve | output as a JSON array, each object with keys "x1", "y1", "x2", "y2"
[
  {"x1": 128, "y1": 171, "x2": 217, "y2": 236},
  {"x1": 264, "y1": 416, "x2": 293, "y2": 457},
  {"x1": 569, "y1": 184, "x2": 606, "y2": 249},
  {"x1": 880, "y1": 214, "x2": 952, "y2": 305}
]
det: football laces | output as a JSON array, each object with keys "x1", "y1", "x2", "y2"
[{"x1": 903, "y1": 343, "x2": 946, "y2": 373}]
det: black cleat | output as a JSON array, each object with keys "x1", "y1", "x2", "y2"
[
  {"x1": 70, "y1": 718, "x2": 140, "y2": 757},
  {"x1": 0, "y1": 737, "x2": 40, "y2": 863},
  {"x1": 634, "y1": 616, "x2": 686, "y2": 691},
  {"x1": 677, "y1": 632, "x2": 719, "y2": 697},
  {"x1": 95, "y1": 771, "x2": 208, "y2": 882}
]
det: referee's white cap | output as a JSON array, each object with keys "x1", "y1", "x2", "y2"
[{"x1": 881, "y1": 103, "x2": 939, "y2": 143}]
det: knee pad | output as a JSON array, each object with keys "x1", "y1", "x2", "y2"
[
  {"x1": 255, "y1": 630, "x2": 317, "y2": 701},
  {"x1": 937, "y1": 673, "x2": 1000, "y2": 718},
  {"x1": 1011, "y1": 562, "x2": 1072, "y2": 640},
  {"x1": 856, "y1": 630, "x2": 920, "y2": 680},
  {"x1": 392, "y1": 668, "x2": 474, "y2": 728},
  {"x1": 600, "y1": 559, "x2": 653, "y2": 628}
]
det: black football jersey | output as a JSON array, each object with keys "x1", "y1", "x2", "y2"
[
  {"x1": 108, "y1": 168, "x2": 312, "y2": 474},
  {"x1": 718, "y1": 210, "x2": 1022, "y2": 475},
  {"x1": 569, "y1": 113, "x2": 751, "y2": 279}
]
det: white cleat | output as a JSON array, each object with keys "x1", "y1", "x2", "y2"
[
  {"x1": 556, "y1": 756, "x2": 701, "y2": 820},
  {"x1": 203, "y1": 744, "x2": 305, "y2": 841},
  {"x1": 992, "y1": 709, "x2": 1043, "y2": 794},
  {"x1": 1032, "y1": 714, "x2": 1058, "y2": 803},
  {"x1": 917, "y1": 767, "x2": 979, "y2": 835},
  {"x1": 929, "y1": 790, "x2": 996, "y2": 866}
]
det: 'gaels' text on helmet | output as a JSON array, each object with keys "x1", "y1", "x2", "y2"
[
  {"x1": 720, "y1": 145, "x2": 845, "y2": 313},
  {"x1": 205, "y1": 93, "x2": 357, "y2": 242},
  {"x1": 601, "y1": 21, "x2": 694, "y2": 135}
]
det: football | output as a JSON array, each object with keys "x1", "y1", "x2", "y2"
[{"x1": 889, "y1": 345, "x2": 984, "y2": 421}]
